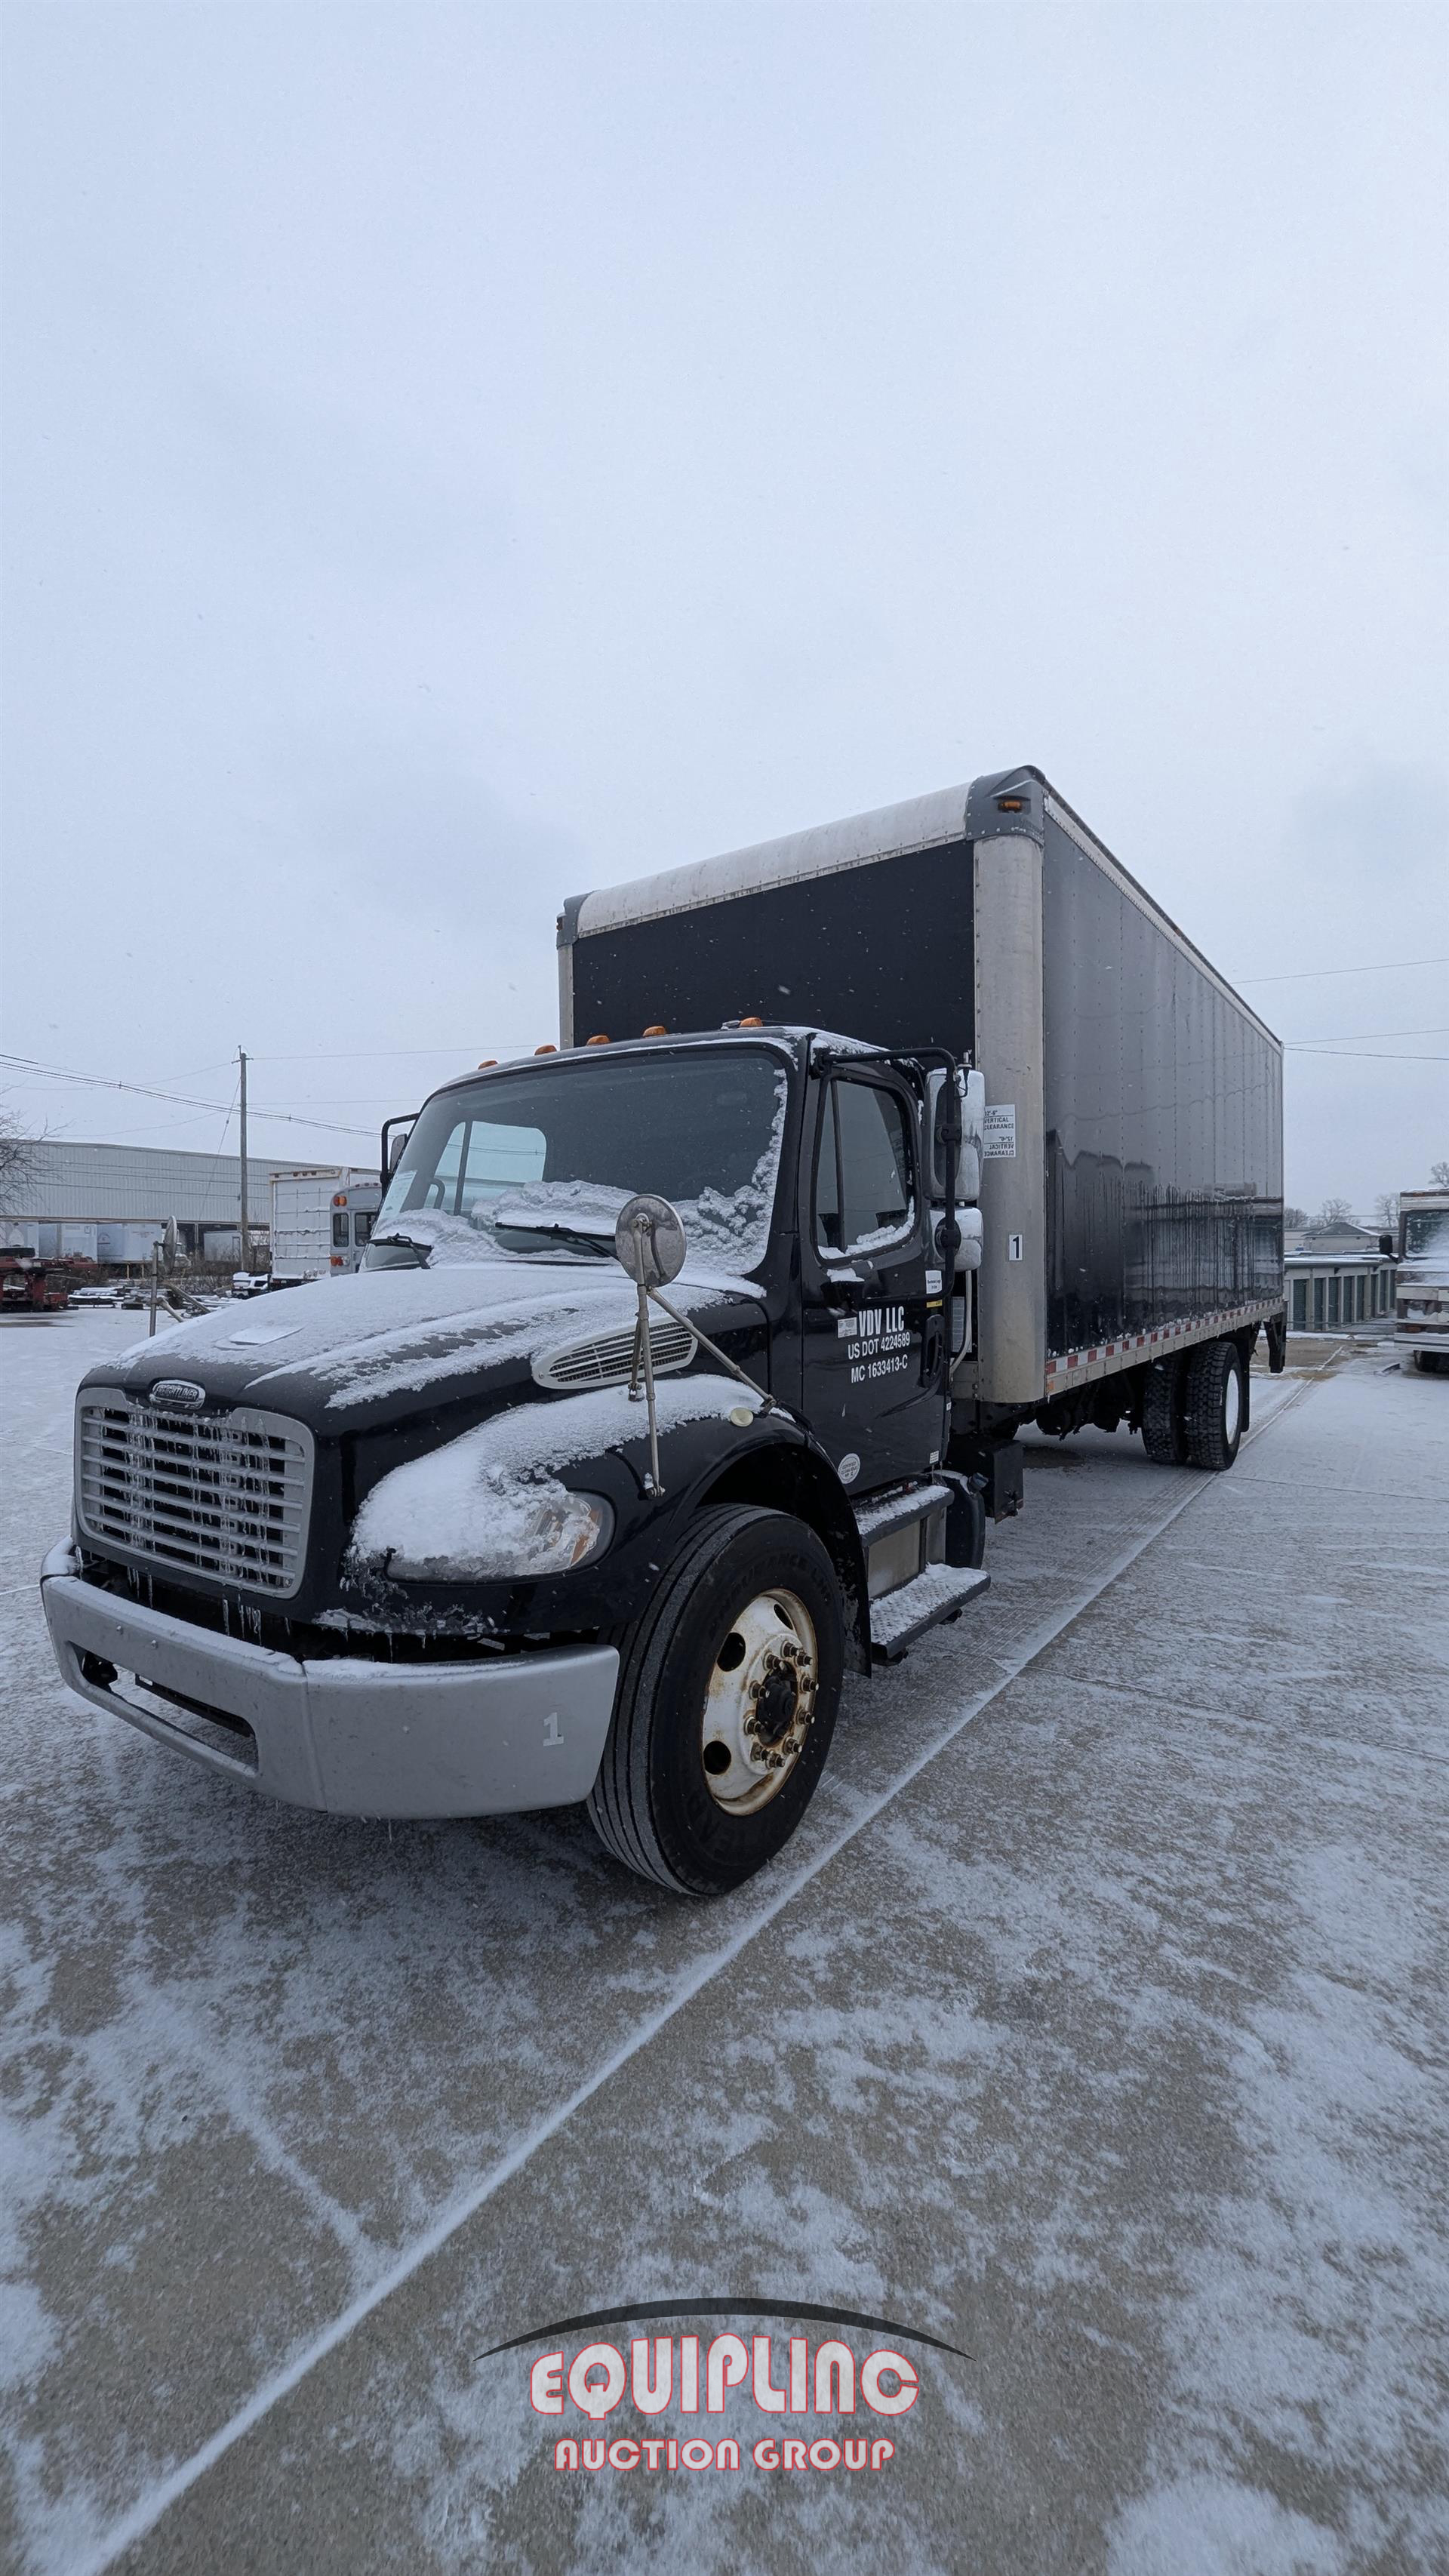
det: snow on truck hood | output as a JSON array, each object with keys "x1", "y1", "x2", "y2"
[{"x1": 116, "y1": 1254, "x2": 761, "y2": 1413}]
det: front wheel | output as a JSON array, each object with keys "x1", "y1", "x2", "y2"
[
  {"x1": 1183, "y1": 1337, "x2": 1244, "y2": 1471},
  {"x1": 588, "y1": 1506, "x2": 845, "y2": 1894}
]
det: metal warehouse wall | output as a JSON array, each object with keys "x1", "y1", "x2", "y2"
[{"x1": 5, "y1": 1140, "x2": 294, "y2": 1223}]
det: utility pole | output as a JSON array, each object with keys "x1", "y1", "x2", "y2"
[{"x1": 238, "y1": 1048, "x2": 250, "y2": 1276}]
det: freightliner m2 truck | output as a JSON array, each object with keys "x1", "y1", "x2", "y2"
[{"x1": 42, "y1": 770, "x2": 1286, "y2": 1894}]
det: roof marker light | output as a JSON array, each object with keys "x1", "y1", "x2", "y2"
[
  {"x1": 738, "y1": 1014, "x2": 764, "y2": 1027},
  {"x1": 534, "y1": 1044, "x2": 557, "y2": 1056},
  {"x1": 586, "y1": 1033, "x2": 611, "y2": 1046},
  {"x1": 642, "y1": 1023, "x2": 668, "y2": 1037},
  {"x1": 996, "y1": 795, "x2": 1026, "y2": 813},
  {"x1": 477, "y1": 1057, "x2": 497, "y2": 1069}
]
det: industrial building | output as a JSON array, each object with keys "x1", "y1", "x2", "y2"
[{"x1": 0, "y1": 1140, "x2": 293, "y2": 1268}]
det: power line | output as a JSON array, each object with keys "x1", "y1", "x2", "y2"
[
  {"x1": 1284, "y1": 1024, "x2": 1449, "y2": 1046},
  {"x1": 1232, "y1": 955, "x2": 1449, "y2": 985},
  {"x1": 0, "y1": 1054, "x2": 374, "y2": 1138},
  {"x1": 194, "y1": 1074, "x2": 242, "y2": 1221},
  {"x1": 1284, "y1": 1048, "x2": 1449, "y2": 1063},
  {"x1": 247, "y1": 1046, "x2": 497, "y2": 1064}
]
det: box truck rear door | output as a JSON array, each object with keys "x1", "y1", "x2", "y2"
[{"x1": 801, "y1": 1071, "x2": 937, "y2": 1494}]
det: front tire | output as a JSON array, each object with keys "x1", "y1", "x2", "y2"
[
  {"x1": 588, "y1": 1505, "x2": 844, "y2": 1894},
  {"x1": 1183, "y1": 1337, "x2": 1244, "y2": 1470}
]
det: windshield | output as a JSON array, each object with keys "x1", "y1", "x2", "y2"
[{"x1": 376, "y1": 1047, "x2": 789, "y2": 1271}]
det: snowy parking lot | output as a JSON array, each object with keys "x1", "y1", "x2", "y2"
[{"x1": 2, "y1": 1309, "x2": 1446, "y2": 2576}]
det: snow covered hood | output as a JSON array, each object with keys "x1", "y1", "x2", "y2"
[{"x1": 103, "y1": 1256, "x2": 764, "y2": 1426}]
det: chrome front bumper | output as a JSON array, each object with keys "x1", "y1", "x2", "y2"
[{"x1": 40, "y1": 1542, "x2": 620, "y2": 1818}]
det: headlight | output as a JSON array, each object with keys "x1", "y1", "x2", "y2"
[{"x1": 350, "y1": 1455, "x2": 614, "y2": 1583}]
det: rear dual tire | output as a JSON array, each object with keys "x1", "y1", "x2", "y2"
[
  {"x1": 1183, "y1": 1337, "x2": 1244, "y2": 1470},
  {"x1": 1141, "y1": 1338, "x2": 1244, "y2": 1472},
  {"x1": 1141, "y1": 1355, "x2": 1188, "y2": 1463}
]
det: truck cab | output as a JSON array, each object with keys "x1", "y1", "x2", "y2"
[{"x1": 42, "y1": 1028, "x2": 988, "y2": 1894}]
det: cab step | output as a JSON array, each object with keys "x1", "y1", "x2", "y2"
[{"x1": 869, "y1": 1564, "x2": 991, "y2": 1663}]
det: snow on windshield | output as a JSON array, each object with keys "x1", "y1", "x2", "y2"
[
  {"x1": 376, "y1": 1055, "x2": 789, "y2": 1276},
  {"x1": 672, "y1": 1073, "x2": 786, "y2": 1268}
]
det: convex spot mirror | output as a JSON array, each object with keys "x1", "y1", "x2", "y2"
[
  {"x1": 615, "y1": 1193, "x2": 688, "y2": 1288},
  {"x1": 927, "y1": 1068, "x2": 985, "y2": 1204}
]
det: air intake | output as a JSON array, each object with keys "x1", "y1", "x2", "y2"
[{"x1": 532, "y1": 1318, "x2": 697, "y2": 1392}]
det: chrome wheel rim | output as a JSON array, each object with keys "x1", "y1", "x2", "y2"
[
  {"x1": 1224, "y1": 1366, "x2": 1241, "y2": 1445},
  {"x1": 701, "y1": 1587, "x2": 819, "y2": 1814}
]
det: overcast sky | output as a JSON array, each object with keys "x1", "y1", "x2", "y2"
[{"x1": 2, "y1": 0, "x2": 1444, "y2": 1214}]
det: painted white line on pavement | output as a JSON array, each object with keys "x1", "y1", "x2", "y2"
[{"x1": 72, "y1": 1379, "x2": 1314, "y2": 2576}]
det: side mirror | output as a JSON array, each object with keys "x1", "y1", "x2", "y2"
[
  {"x1": 614, "y1": 1193, "x2": 688, "y2": 1288},
  {"x1": 380, "y1": 1116, "x2": 416, "y2": 1184},
  {"x1": 1379, "y1": 1233, "x2": 1394, "y2": 1257},
  {"x1": 927, "y1": 1066, "x2": 985, "y2": 1204},
  {"x1": 961, "y1": 1068, "x2": 986, "y2": 1152},
  {"x1": 927, "y1": 1069, "x2": 957, "y2": 1199}
]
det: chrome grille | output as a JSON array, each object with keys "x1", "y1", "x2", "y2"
[
  {"x1": 75, "y1": 1389, "x2": 314, "y2": 1597},
  {"x1": 532, "y1": 1318, "x2": 697, "y2": 1391}
]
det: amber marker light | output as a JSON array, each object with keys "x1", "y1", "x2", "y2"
[
  {"x1": 642, "y1": 1023, "x2": 668, "y2": 1037},
  {"x1": 476, "y1": 1058, "x2": 497, "y2": 1069},
  {"x1": 534, "y1": 1044, "x2": 557, "y2": 1055},
  {"x1": 738, "y1": 1014, "x2": 764, "y2": 1027},
  {"x1": 586, "y1": 1033, "x2": 611, "y2": 1046}
]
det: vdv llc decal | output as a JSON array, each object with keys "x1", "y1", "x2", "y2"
[{"x1": 478, "y1": 2297, "x2": 971, "y2": 2479}]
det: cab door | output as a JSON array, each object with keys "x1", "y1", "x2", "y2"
[{"x1": 798, "y1": 1069, "x2": 940, "y2": 1494}]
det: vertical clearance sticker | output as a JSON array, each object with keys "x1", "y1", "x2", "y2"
[{"x1": 983, "y1": 1104, "x2": 1017, "y2": 1160}]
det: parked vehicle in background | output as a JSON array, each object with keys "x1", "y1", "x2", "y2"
[
  {"x1": 43, "y1": 768, "x2": 1285, "y2": 1893},
  {"x1": 269, "y1": 1169, "x2": 382, "y2": 1285},
  {"x1": 68, "y1": 1285, "x2": 119, "y2": 1306},
  {"x1": 1396, "y1": 1190, "x2": 1449, "y2": 1373},
  {"x1": 2, "y1": 1251, "x2": 100, "y2": 1313}
]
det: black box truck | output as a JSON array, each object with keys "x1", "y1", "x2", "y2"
[{"x1": 43, "y1": 768, "x2": 1285, "y2": 1894}]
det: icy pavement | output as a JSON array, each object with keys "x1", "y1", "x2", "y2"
[{"x1": 2, "y1": 1310, "x2": 1445, "y2": 2575}]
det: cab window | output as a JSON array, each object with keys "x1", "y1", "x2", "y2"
[{"x1": 814, "y1": 1080, "x2": 915, "y2": 1257}]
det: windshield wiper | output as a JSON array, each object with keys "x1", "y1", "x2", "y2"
[
  {"x1": 367, "y1": 1233, "x2": 432, "y2": 1269},
  {"x1": 493, "y1": 1217, "x2": 614, "y2": 1259}
]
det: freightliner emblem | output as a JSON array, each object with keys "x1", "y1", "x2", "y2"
[{"x1": 147, "y1": 1380, "x2": 208, "y2": 1408}]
